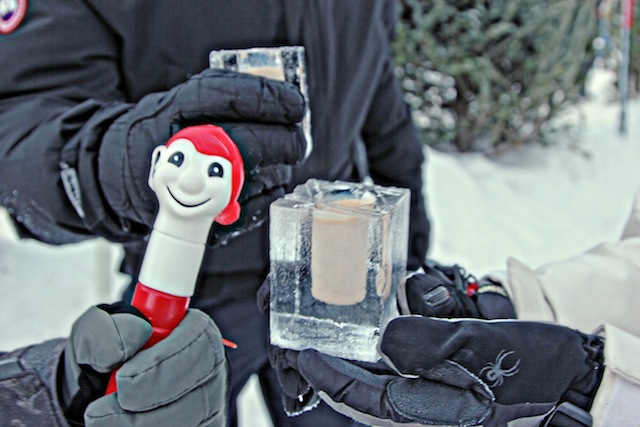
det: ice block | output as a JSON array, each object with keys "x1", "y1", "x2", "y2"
[{"x1": 269, "y1": 179, "x2": 410, "y2": 362}]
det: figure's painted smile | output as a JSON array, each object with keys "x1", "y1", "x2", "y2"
[{"x1": 167, "y1": 187, "x2": 211, "y2": 208}]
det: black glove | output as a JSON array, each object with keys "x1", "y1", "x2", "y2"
[
  {"x1": 72, "y1": 68, "x2": 307, "y2": 243},
  {"x1": 297, "y1": 316, "x2": 604, "y2": 427},
  {"x1": 402, "y1": 260, "x2": 516, "y2": 319},
  {"x1": 267, "y1": 346, "x2": 321, "y2": 416},
  {"x1": 60, "y1": 302, "x2": 228, "y2": 427}
]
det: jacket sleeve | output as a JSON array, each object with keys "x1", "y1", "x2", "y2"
[
  {"x1": 0, "y1": 0, "x2": 146, "y2": 244},
  {"x1": 360, "y1": 0, "x2": 430, "y2": 270},
  {"x1": 494, "y1": 188, "x2": 640, "y2": 338},
  {"x1": 0, "y1": 339, "x2": 69, "y2": 426},
  {"x1": 590, "y1": 325, "x2": 640, "y2": 426}
]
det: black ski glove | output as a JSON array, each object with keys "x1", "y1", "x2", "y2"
[
  {"x1": 402, "y1": 260, "x2": 516, "y2": 319},
  {"x1": 60, "y1": 302, "x2": 228, "y2": 427},
  {"x1": 67, "y1": 68, "x2": 307, "y2": 243},
  {"x1": 267, "y1": 346, "x2": 321, "y2": 416},
  {"x1": 296, "y1": 316, "x2": 604, "y2": 427}
]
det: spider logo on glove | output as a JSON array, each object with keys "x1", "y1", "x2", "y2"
[{"x1": 479, "y1": 349, "x2": 521, "y2": 388}]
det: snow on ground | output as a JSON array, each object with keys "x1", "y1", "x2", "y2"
[
  {"x1": 0, "y1": 66, "x2": 637, "y2": 426},
  {"x1": 426, "y1": 67, "x2": 640, "y2": 276}
]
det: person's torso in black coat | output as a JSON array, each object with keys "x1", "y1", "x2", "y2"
[{"x1": 2, "y1": 0, "x2": 422, "y2": 276}]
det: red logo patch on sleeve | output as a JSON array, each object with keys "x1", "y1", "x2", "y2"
[{"x1": 0, "y1": 0, "x2": 28, "y2": 35}]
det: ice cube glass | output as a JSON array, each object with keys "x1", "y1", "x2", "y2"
[{"x1": 269, "y1": 179, "x2": 410, "y2": 361}]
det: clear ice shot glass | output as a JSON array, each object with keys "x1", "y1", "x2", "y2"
[
  {"x1": 209, "y1": 46, "x2": 312, "y2": 159},
  {"x1": 269, "y1": 179, "x2": 410, "y2": 362}
]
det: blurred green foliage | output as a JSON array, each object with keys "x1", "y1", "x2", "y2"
[{"x1": 393, "y1": 0, "x2": 598, "y2": 153}]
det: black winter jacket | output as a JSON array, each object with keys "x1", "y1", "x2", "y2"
[{"x1": 0, "y1": 0, "x2": 429, "y2": 274}]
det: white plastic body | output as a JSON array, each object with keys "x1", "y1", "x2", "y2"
[{"x1": 138, "y1": 226, "x2": 209, "y2": 297}]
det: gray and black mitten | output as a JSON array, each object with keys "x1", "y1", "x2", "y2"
[{"x1": 61, "y1": 302, "x2": 228, "y2": 427}]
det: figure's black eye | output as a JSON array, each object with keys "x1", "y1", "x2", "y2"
[
  {"x1": 168, "y1": 152, "x2": 184, "y2": 167},
  {"x1": 209, "y1": 162, "x2": 224, "y2": 178}
]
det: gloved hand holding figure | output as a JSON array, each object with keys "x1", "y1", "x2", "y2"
[
  {"x1": 64, "y1": 68, "x2": 307, "y2": 244},
  {"x1": 60, "y1": 302, "x2": 228, "y2": 427}
]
